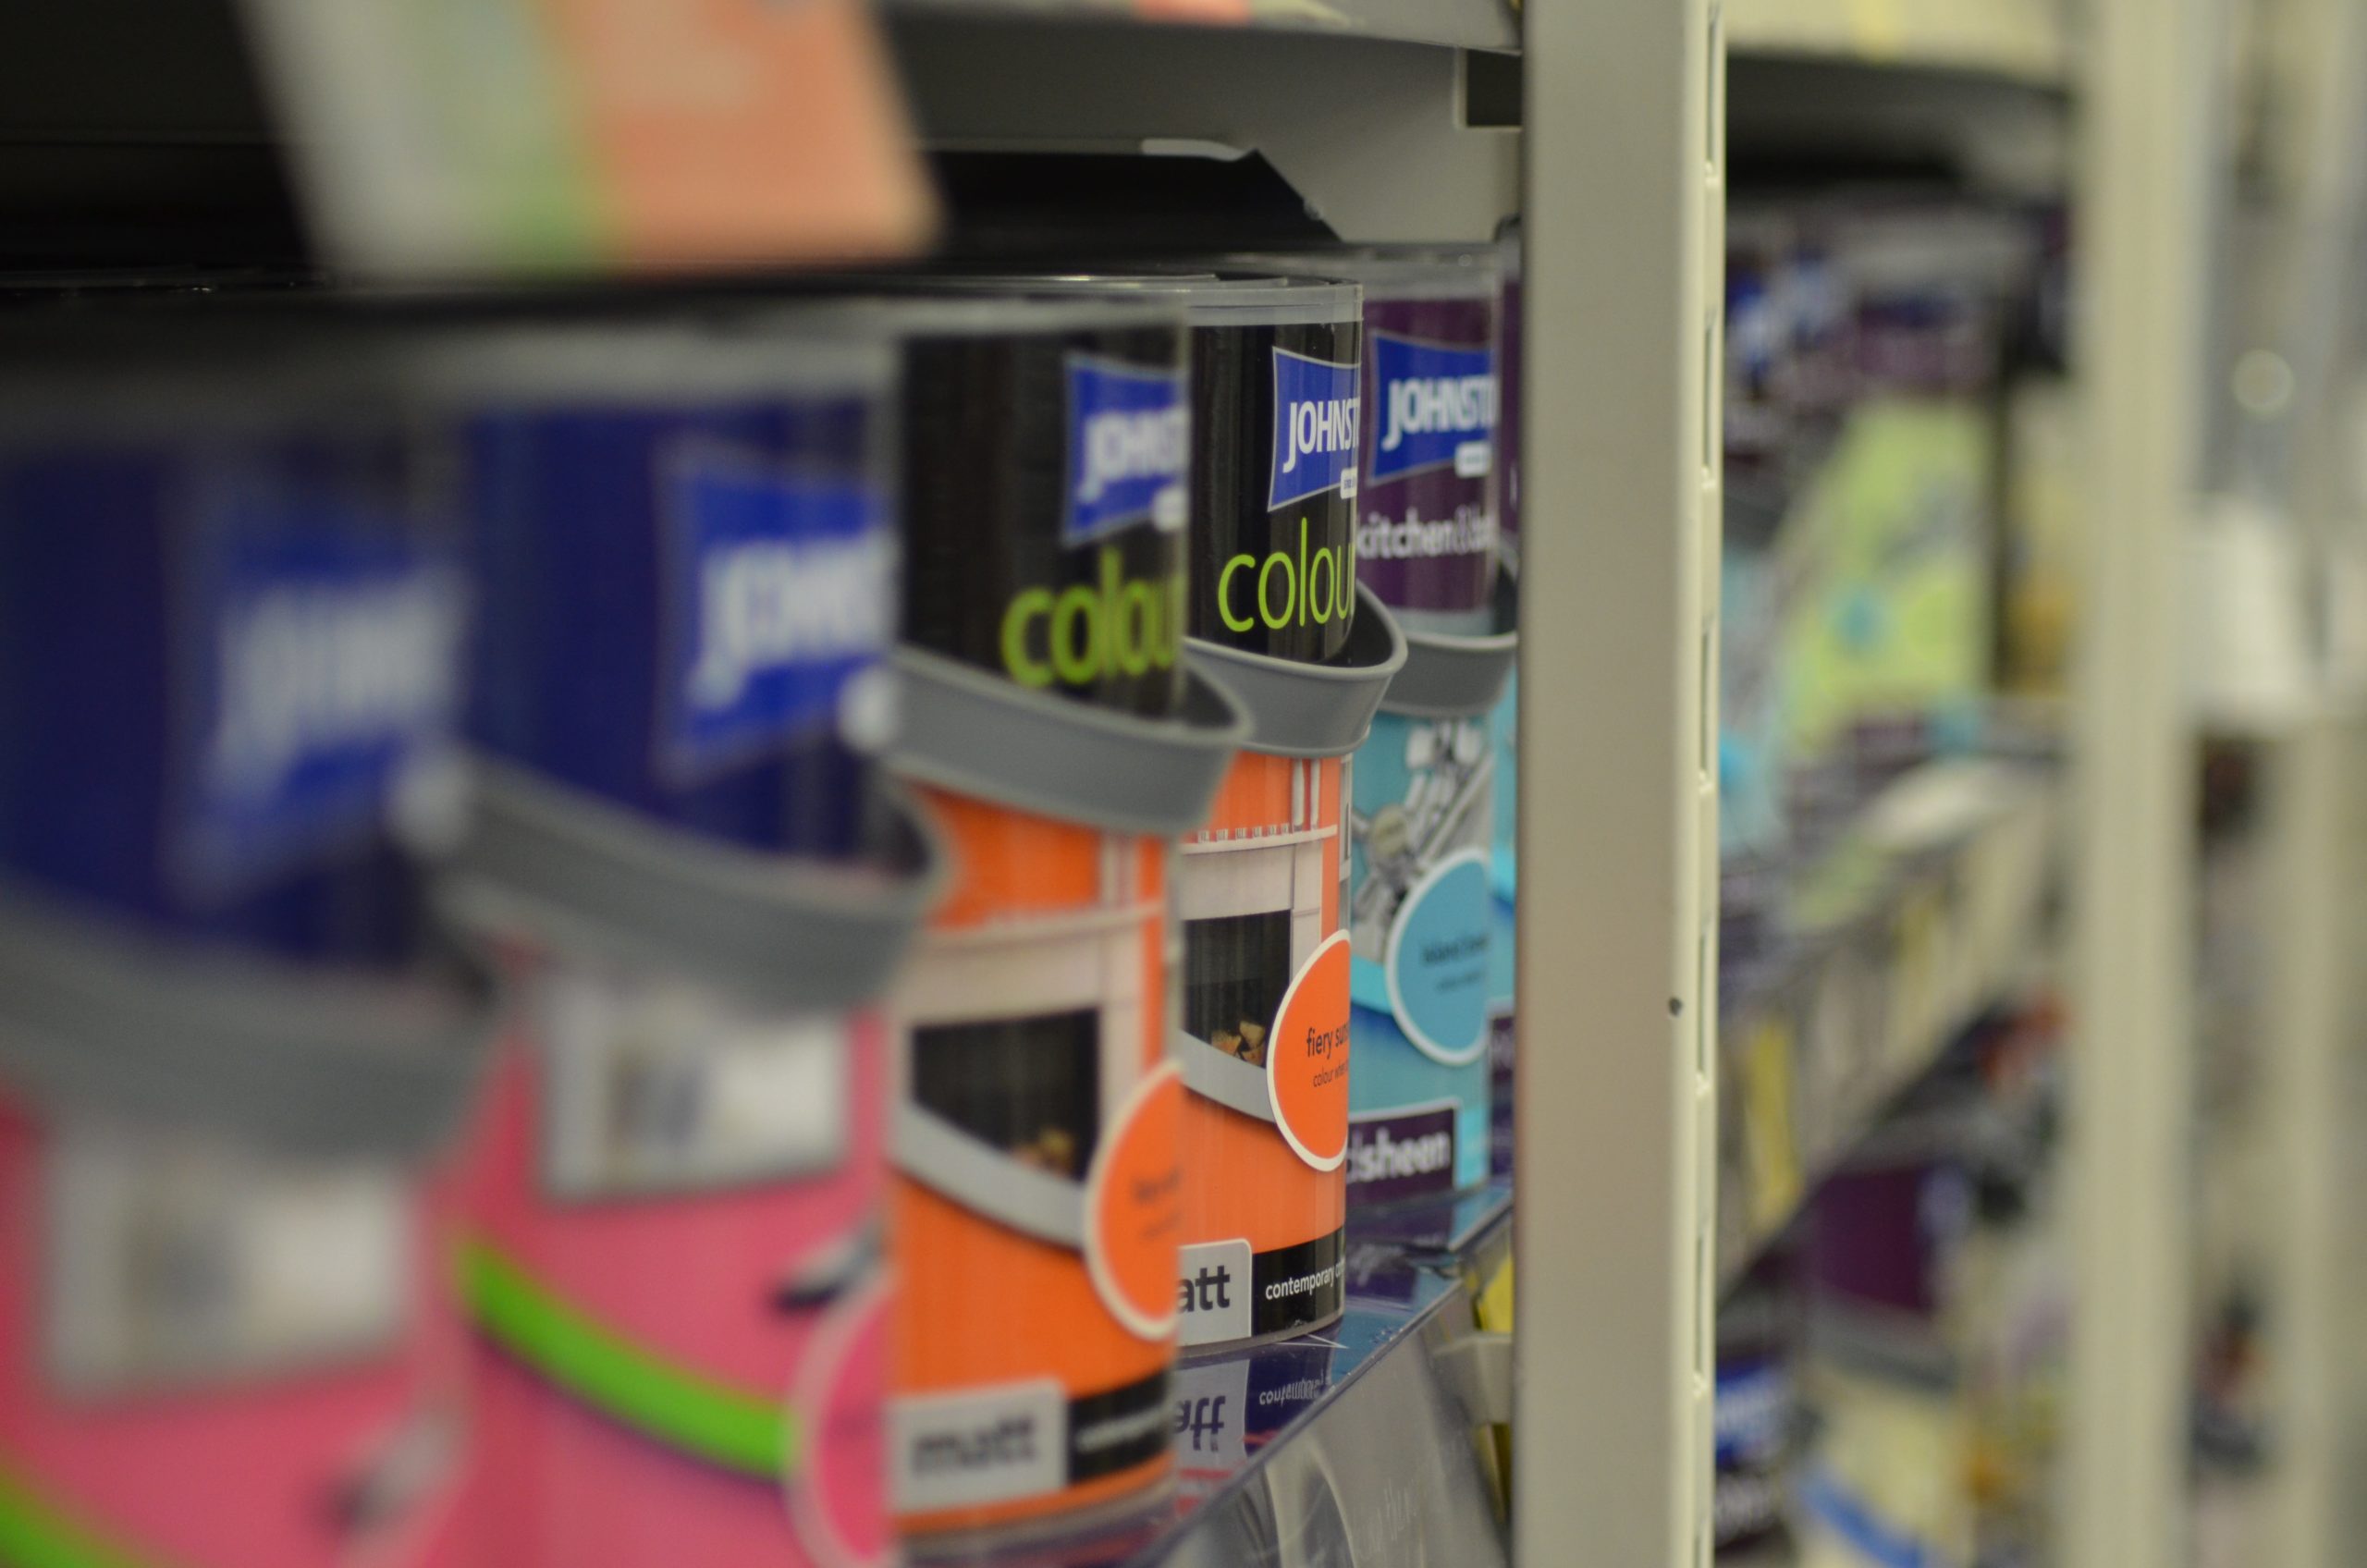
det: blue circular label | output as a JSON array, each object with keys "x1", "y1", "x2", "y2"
[{"x1": 1382, "y1": 847, "x2": 1492, "y2": 1065}]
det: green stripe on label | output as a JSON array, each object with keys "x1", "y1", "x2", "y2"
[
  {"x1": 0, "y1": 1467, "x2": 171, "y2": 1568},
  {"x1": 460, "y1": 1237, "x2": 795, "y2": 1479}
]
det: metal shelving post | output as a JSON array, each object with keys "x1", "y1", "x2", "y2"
[
  {"x1": 1516, "y1": 0, "x2": 1723, "y2": 1564},
  {"x1": 2260, "y1": 711, "x2": 2349, "y2": 1568},
  {"x1": 2228, "y1": 3, "x2": 2367, "y2": 1557},
  {"x1": 2065, "y1": 0, "x2": 2215, "y2": 1561}
]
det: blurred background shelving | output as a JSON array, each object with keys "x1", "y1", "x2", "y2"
[
  {"x1": 1725, "y1": 0, "x2": 2069, "y2": 84},
  {"x1": 1716, "y1": 757, "x2": 2060, "y2": 1292}
]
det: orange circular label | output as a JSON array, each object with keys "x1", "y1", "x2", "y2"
[
  {"x1": 1084, "y1": 1061, "x2": 1184, "y2": 1341},
  {"x1": 1266, "y1": 930, "x2": 1352, "y2": 1170}
]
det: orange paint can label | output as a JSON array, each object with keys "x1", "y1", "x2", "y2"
[
  {"x1": 889, "y1": 792, "x2": 1178, "y2": 1537},
  {"x1": 1173, "y1": 753, "x2": 1350, "y2": 1348}
]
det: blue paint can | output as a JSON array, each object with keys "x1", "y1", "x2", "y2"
[
  {"x1": 429, "y1": 324, "x2": 899, "y2": 860},
  {"x1": 0, "y1": 331, "x2": 466, "y2": 968}
]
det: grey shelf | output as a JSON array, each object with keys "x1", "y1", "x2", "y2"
[
  {"x1": 890, "y1": 0, "x2": 1516, "y2": 57},
  {"x1": 918, "y1": 1184, "x2": 1513, "y2": 1568}
]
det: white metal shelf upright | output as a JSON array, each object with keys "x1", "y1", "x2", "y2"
[
  {"x1": 2065, "y1": 0, "x2": 2215, "y2": 1562},
  {"x1": 2210, "y1": 2, "x2": 2367, "y2": 1560},
  {"x1": 1517, "y1": 1, "x2": 1723, "y2": 1566},
  {"x1": 2260, "y1": 713, "x2": 2349, "y2": 1568}
]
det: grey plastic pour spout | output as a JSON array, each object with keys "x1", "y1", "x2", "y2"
[
  {"x1": 0, "y1": 885, "x2": 496, "y2": 1163},
  {"x1": 888, "y1": 648, "x2": 1252, "y2": 837},
  {"x1": 1379, "y1": 570, "x2": 1520, "y2": 720},
  {"x1": 439, "y1": 759, "x2": 947, "y2": 1016},
  {"x1": 1186, "y1": 582, "x2": 1410, "y2": 759}
]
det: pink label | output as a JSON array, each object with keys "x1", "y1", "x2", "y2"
[
  {"x1": 460, "y1": 961, "x2": 889, "y2": 1568},
  {"x1": 0, "y1": 1098, "x2": 472, "y2": 1568},
  {"x1": 791, "y1": 1279, "x2": 891, "y2": 1568}
]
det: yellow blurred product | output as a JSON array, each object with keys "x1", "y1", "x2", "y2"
[
  {"x1": 1998, "y1": 377, "x2": 2082, "y2": 696},
  {"x1": 1475, "y1": 1256, "x2": 1515, "y2": 1335},
  {"x1": 1796, "y1": 1361, "x2": 1975, "y2": 1568}
]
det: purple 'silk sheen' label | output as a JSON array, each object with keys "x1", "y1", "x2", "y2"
[
  {"x1": 1344, "y1": 1102, "x2": 1458, "y2": 1206},
  {"x1": 1355, "y1": 290, "x2": 1498, "y2": 621},
  {"x1": 1489, "y1": 1008, "x2": 1515, "y2": 1179}
]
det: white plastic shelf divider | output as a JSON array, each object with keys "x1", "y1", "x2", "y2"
[{"x1": 2064, "y1": 0, "x2": 2214, "y2": 1560}]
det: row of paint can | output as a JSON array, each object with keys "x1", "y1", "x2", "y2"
[{"x1": 0, "y1": 248, "x2": 1521, "y2": 1568}]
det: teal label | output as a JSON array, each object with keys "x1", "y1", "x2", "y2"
[
  {"x1": 1490, "y1": 671, "x2": 1518, "y2": 908},
  {"x1": 1347, "y1": 710, "x2": 1495, "y2": 1196},
  {"x1": 1487, "y1": 674, "x2": 1517, "y2": 1170},
  {"x1": 1380, "y1": 850, "x2": 1490, "y2": 1062}
]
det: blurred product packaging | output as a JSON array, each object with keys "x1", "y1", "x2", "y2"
[
  {"x1": 1720, "y1": 197, "x2": 2044, "y2": 942},
  {"x1": 1788, "y1": 1010, "x2": 2067, "y2": 1568},
  {"x1": 0, "y1": 321, "x2": 494, "y2": 1568},
  {"x1": 1714, "y1": 1250, "x2": 1804, "y2": 1562}
]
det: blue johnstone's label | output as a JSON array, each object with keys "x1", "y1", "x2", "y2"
[
  {"x1": 1064, "y1": 355, "x2": 1188, "y2": 545},
  {"x1": 662, "y1": 447, "x2": 894, "y2": 780},
  {"x1": 1345, "y1": 709, "x2": 1496, "y2": 1201},
  {"x1": 1267, "y1": 349, "x2": 1361, "y2": 510},
  {"x1": 180, "y1": 501, "x2": 465, "y2": 895},
  {"x1": 1714, "y1": 1359, "x2": 1792, "y2": 1469},
  {"x1": 1714, "y1": 1356, "x2": 1795, "y2": 1550},
  {"x1": 1367, "y1": 334, "x2": 1496, "y2": 487}
]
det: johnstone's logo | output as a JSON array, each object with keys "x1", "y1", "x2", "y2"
[
  {"x1": 204, "y1": 564, "x2": 460, "y2": 804},
  {"x1": 1713, "y1": 1361, "x2": 1791, "y2": 1466},
  {"x1": 1269, "y1": 349, "x2": 1361, "y2": 510},
  {"x1": 1369, "y1": 333, "x2": 1496, "y2": 486},
  {"x1": 664, "y1": 447, "x2": 892, "y2": 777},
  {"x1": 1066, "y1": 356, "x2": 1188, "y2": 546},
  {"x1": 188, "y1": 513, "x2": 464, "y2": 889}
]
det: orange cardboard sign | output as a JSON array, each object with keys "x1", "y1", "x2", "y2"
[
  {"x1": 1135, "y1": 0, "x2": 1253, "y2": 19},
  {"x1": 1085, "y1": 1062, "x2": 1185, "y2": 1340},
  {"x1": 238, "y1": 0, "x2": 934, "y2": 276},
  {"x1": 1266, "y1": 931, "x2": 1352, "y2": 1170},
  {"x1": 535, "y1": 0, "x2": 936, "y2": 270}
]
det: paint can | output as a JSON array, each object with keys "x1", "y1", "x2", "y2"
[
  {"x1": 1282, "y1": 251, "x2": 1516, "y2": 1207},
  {"x1": 0, "y1": 326, "x2": 491, "y2": 1568},
  {"x1": 1488, "y1": 239, "x2": 1521, "y2": 1180},
  {"x1": 419, "y1": 319, "x2": 936, "y2": 1568},
  {"x1": 1167, "y1": 277, "x2": 1404, "y2": 1350},
  {"x1": 877, "y1": 297, "x2": 1245, "y2": 1543}
]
